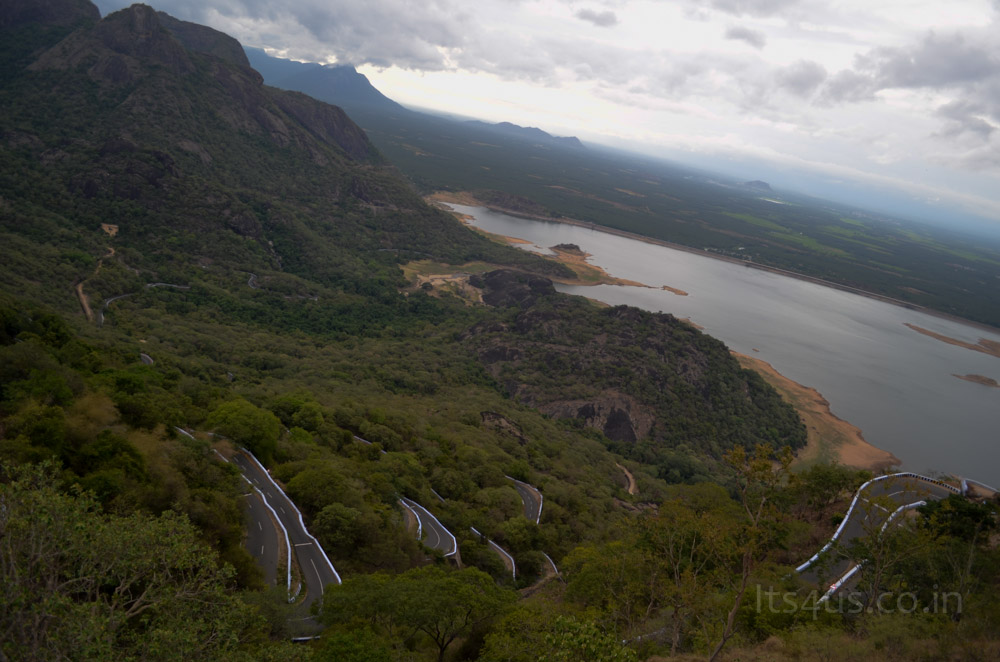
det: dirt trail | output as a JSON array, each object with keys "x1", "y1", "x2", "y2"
[
  {"x1": 75, "y1": 246, "x2": 116, "y2": 322},
  {"x1": 75, "y1": 281, "x2": 94, "y2": 321},
  {"x1": 616, "y1": 462, "x2": 637, "y2": 495}
]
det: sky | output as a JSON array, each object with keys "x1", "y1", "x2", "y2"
[{"x1": 94, "y1": 0, "x2": 1000, "y2": 229}]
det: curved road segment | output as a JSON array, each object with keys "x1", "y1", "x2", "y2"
[
  {"x1": 506, "y1": 476, "x2": 543, "y2": 524},
  {"x1": 400, "y1": 497, "x2": 458, "y2": 557},
  {"x1": 230, "y1": 450, "x2": 341, "y2": 610},
  {"x1": 798, "y1": 473, "x2": 958, "y2": 595},
  {"x1": 243, "y1": 488, "x2": 280, "y2": 587}
]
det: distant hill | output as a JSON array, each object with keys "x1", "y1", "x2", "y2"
[
  {"x1": 466, "y1": 120, "x2": 584, "y2": 149},
  {"x1": 244, "y1": 46, "x2": 408, "y2": 114},
  {"x1": 244, "y1": 48, "x2": 585, "y2": 151}
]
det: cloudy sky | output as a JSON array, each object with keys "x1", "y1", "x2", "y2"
[{"x1": 94, "y1": 0, "x2": 1000, "y2": 228}]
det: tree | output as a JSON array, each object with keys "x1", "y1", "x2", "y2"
[
  {"x1": 323, "y1": 566, "x2": 516, "y2": 661},
  {"x1": 637, "y1": 483, "x2": 738, "y2": 655},
  {"x1": 0, "y1": 464, "x2": 263, "y2": 661},
  {"x1": 563, "y1": 541, "x2": 660, "y2": 636},
  {"x1": 541, "y1": 616, "x2": 639, "y2": 662},
  {"x1": 707, "y1": 444, "x2": 792, "y2": 662},
  {"x1": 207, "y1": 398, "x2": 281, "y2": 464},
  {"x1": 481, "y1": 607, "x2": 639, "y2": 662}
]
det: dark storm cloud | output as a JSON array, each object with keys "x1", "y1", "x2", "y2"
[
  {"x1": 724, "y1": 25, "x2": 766, "y2": 48},
  {"x1": 575, "y1": 8, "x2": 619, "y2": 27}
]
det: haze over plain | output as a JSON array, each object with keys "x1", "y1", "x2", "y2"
[{"x1": 92, "y1": 0, "x2": 1000, "y2": 233}]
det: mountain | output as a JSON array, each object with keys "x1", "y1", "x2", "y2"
[
  {"x1": 7, "y1": 5, "x2": 996, "y2": 662},
  {"x1": 244, "y1": 48, "x2": 585, "y2": 152},
  {"x1": 2, "y1": 1, "x2": 568, "y2": 321},
  {"x1": 466, "y1": 120, "x2": 584, "y2": 149},
  {"x1": 743, "y1": 180, "x2": 772, "y2": 192},
  {"x1": 244, "y1": 46, "x2": 407, "y2": 114}
]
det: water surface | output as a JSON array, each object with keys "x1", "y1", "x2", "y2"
[{"x1": 450, "y1": 204, "x2": 1000, "y2": 486}]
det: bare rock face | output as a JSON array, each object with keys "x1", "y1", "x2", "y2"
[
  {"x1": 273, "y1": 92, "x2": 375, "y2": 162},
  {"x1": 538, "y1": 391, "x2": 654, "y2": 443},
  {"x1": 156, "y1": 11, "x2": 253, "y2": 72},
  {"x1": 26, "y1": 4, "x2": 379, "y2": 167},
  {"x1": 30, "y1": 4, "x2": 195, "y2": 83},
  {"x1": 480, "y1": 411, "x2": 530, "y2": 445}
]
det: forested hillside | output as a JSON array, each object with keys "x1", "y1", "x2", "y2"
[{"x1": 2, "y1": 3, "x2": 998, "y2": 661}]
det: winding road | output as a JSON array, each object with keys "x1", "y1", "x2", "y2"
[
  {"x1": 506, "y1": 476, "x2": 561, "y2": 578},
  {"x1": 243, "y1": 487, "x2": 280, "y2": 587},
  {"x1": 797, "y1": 473, "x2": 960, "y2": 598},
  {"x1": 399, "y1": 496, "x2": 458, "y2": 558},
  {"x1": 228, "y1": 450, "x2": 341, "y2": 610},
  {"x1": 506, "y1": 476, "x2": 543, "y2": 524}
]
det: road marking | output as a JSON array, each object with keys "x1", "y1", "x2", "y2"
[
  {"x1": 311, "y1": 559, "x2": 323, "y2": 595},
  {"x1": 295, "y1": 542, "x2": 313, "y2": 547},
  {"x1": 258, "y1": 521, "x2": 262, "y2": 530},
  {"x1": 260, "y1": 545, "x2": 264, "y2": 555},
  {"x1": 280, "y1": 506, "x2": 286, "y2": 514}
]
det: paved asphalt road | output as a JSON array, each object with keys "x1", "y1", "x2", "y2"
[
  {"x1": 231, "y1": 450, "x2": 341, "y2": 611},
  {"x1": 507, "y1": 476, "x2": 542, "y2": 524},
  {"x1": 800, "y1": 475, "x2": 956, "y2": 590},
  {"x1": 243, "y1": 487, "x2": 280, "y2": 587},
  {"x1": 400, "y1": 497, "x2": 457, "y2": 557}
]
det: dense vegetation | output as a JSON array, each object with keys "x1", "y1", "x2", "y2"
[{"x1": 2, "y1": 3, "x2": 999, "y2": 661}]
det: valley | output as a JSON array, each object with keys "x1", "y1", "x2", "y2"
[{"x1": 2, "y1": 3, "x2": 999, "y2": 661}]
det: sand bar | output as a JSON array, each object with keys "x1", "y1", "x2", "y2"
[
  {"x1": 905, "y1": 323, "x2": 1000, "y2": 359},
  {"x1": 953, "y1": 374, "x2": 1000, "y2": 388}
]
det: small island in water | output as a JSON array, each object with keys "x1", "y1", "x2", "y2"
[{"x1": 953, "y1": 374, "x2": 1000, "y2": 388}]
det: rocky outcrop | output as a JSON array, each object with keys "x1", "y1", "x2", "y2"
[
  {"x1": 156, "y1": 11, "x2": 253, "y2": 71},
  {"x1": 480, "y1": 411, "x2": 530, "y2": 445},
  {"x1": 27, "y1": 5, "x2": 378, "y2": 164},
  {"x1": 469, "y1": 269, "x2": 555, "y2": 308},
  {"x1": 30, "y1": 4, "x2": 195, "y2": 82},
  {"x1": 538, "y1": 391, "x2": 653, "y2": 443}
]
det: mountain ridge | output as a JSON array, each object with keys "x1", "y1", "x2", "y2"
[
  {"x1": 244, "y1": 46, "x2": 407, "y2": 114},
  {"x1": 466, "y1": 120, "x2": 584, "y2": 148}
]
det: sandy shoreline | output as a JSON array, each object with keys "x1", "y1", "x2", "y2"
[
  {"x1": 732, "y1": 352, "x2": 900, "y2": 472},
  {"x1": 429, "y1": 191, "x2": 1000, "y2": 337}
]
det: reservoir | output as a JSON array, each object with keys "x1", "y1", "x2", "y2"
[{"x1": 448, "y1": 204, "x2": 1000, "y2": 487}]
